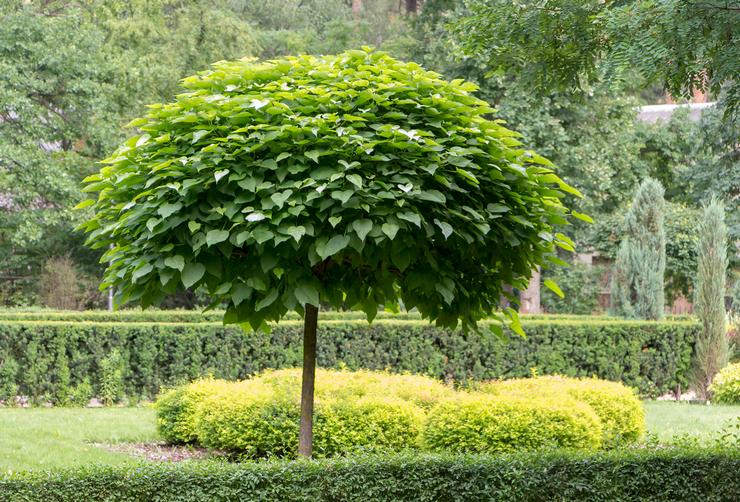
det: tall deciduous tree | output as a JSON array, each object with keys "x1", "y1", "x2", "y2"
[
  {"x1": 79, "y1": 49, "x2": 578, "y2": 456},
  {"x1": 611, "y1": 178, "x2": 666, "y2": 319},
  {"x1": 693, "y1": 198, "x2": 729, "y2": 399}
]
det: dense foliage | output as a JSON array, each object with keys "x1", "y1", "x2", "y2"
[
  {"x1": 78, "y1": 49, "x2": 578, "y2": 331},
  {"x1": 709, "y1": 363, "x2": 740, "y2": 404},
  {"x1": 0, "y1": 318, "x2": 699, "y2": 402},
  {"x1": 454, "y1": 0, "x2": 740, "y2": 118},
  {"x1": 3, "y1": 1, "x2": 736, "y2": 310},
  {"x1": 1, "y1": 449, "x2": 739, "y2": 501}
]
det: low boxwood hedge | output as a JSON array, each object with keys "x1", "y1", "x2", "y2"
[
  {"x1": 0, "y1": 319, "x2": 698, "y2": 402},
  {"x1": 0, "y1": 450, "x2": 737, "y2": 501}
]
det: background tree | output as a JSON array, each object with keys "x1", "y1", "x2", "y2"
[
  {"x1": 454, "y1": 0, "x2": 740, "y2": 118},
  {"x1": 78, "y1": 50, "x2": 578, "y2": 456},
  {"x1": 693, "y1": 198, "x2": 730, "y2": 399},
  {"x1": 610, "y1": 178, "x2": 666, "y2": 319}
]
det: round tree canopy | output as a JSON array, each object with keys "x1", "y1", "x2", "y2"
[{"x1": 78, "y1": 48, "x2": 580, "y2": 331}]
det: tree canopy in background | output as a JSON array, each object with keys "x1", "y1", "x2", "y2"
[
  {"x1": 455, "y1": 0, "x2": 740, "y2": 117},
  {"x1": 0, "y1": 0, "x2": 737, "y2": 308}
]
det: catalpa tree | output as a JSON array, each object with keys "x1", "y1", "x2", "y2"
[{"x1": 78, "y1": 48, "x2": 581, "y2": 456}]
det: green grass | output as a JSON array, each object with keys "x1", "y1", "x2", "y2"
[
  {"x1": 643, "y1": 401, "x2": 740, "y2": 445},
  {"x1": 0, "y1": 407, "x2": 157, "y2": 472},
  {"x1": 1, "y1": 402, "x2": 737, "y2": 472}
]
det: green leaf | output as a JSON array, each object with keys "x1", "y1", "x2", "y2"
[
  {"x1": 434, "y1": 219, "x2": 453, "y2": 239},
  {"x1": 231, "y1": 284, "x2": 252, "y2": 306},
  {"x1": 543, "y1": 279, "x2": 565, "y2": 299},
  {"x1": 73, "y1": 199, "x2": 95, "y2": 210},
  {"x1": 416, "y1": 190, "x2": 446, "y2": 204},
  {"x1": 506, "y1": 308, "x2": 526, "y2": 338},
  {"x1": 255, "y1": 289, "x2": 279, "y2": 311},
  {"x1": 352, "y1": 219, "x2": 373, "y2": 241},
  {"x1": 328, "y1": 216, "x2": 342, "y2": 228},
  {"x1": 214, "y1": 169, "x2": 229, "y2": 183},
  {"x1": 158, "y1": 202, "x2": 182, "y2": 218},
  {"x1": 294, "y1": 283, "x2": 320, "y2": 307},
  {"x1": 132, "y1": 263, "x2": 153, "y2": 282},
  {"x1": 381, "y1": 222, "x2": 399, "y2": 240},
  {"x1": 398, "y1": 211, "x2": 421, "y2": 227},
  {"x1": 252, "y1": 227, "x2": 274, "y2": 244},
  {"x1": 305, "y1": 150, "x2": 320, "y2": 163},
  {"x1": 164, "y1": 255, "x2": 185, "y2": 271},
  {"x1": 270, "y1": 190, "x2": 292, "y2": 209},
  {"x1": 346, "y1": 174, "x2": 363, "y2": 188},
  {"x1": 206, "y1": 229, "x2": 230, "y2": 247},
  {"x1": 181, "y1": 263, "x2": 205, "y2": 288},
  {"x1": 188, "y1": 221, "x2": 202, "y2": 233},
  {"x1": 331, "y1": 190, "x2": 354, "y2": 205},
  {"x1": 246, "y1": 212, "x2": 266, "y2": 222},
  {"x1": 571, "y1": 211, "x2": 594, "y2": 223},
  {"x1": 316, "y1": 235, "x2": 350, "y2": 260},
  {"x1": 286, "y1": 225, "x2": 306, "y2": 243}
]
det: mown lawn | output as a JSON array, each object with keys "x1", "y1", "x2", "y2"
[
  {"x1": 0, "y1": 407, "x2": 158, "y2": 472},
  {"x1": 643, "y1": 401, "x2": 740, "y2": 445},
  {"x1": 1, "y1": 402, "x2": 738, "y2": 471}
]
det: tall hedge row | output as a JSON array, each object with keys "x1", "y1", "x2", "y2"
[
  {"x1": 0, "y1": 310, "x2": 629, "y2": 323},
  {"x1": 1, "y1": 450, "x2": 738, "y2": 502},
  {"x1": 0, "y1": 319, "x2": 697, "y2": 401}
]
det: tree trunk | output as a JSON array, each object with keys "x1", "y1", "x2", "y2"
[
  {"x1": 298, "y1": 303, "x2": 319, "y2": 458},
  {"x1": 405, "y1": 0, "x2": 418, "y2": 14},
  {"x1": 352, "y1": 0, "x2": 362, "y2": 19}
]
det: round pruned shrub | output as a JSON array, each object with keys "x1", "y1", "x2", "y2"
[
  {"x1": 709, "y1": 363, "x2": 740, "y2": 404},
  {"x1": 478, "y1": 375, "x2": 645, "y2": 446},
  {"x1": 155, "y1": 378, "x2": 241, "y2": 444},
  {"x1": 423, "y1": 394, "x2": 603, "y2": 453},
  {"x1": 157, "y1": 368, "x2": 440, "y2": 458},
  {"x1": 254, "y1": 368, "x2": 454, "y2": 409}
]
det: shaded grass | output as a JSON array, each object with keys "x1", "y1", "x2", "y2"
[{"x1": 1, "y1": 401, "x2": 737, "y2": 472}]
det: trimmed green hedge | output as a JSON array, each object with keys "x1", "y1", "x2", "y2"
[
  {"x1": 1, "y1": 450, "x2": 738, "y2": 501},
  {"x1": 0, "y1": 309, "x2": 627, "y2": 323},
  {"x1": 0, "y1": 319, "x2": 698, "y2": 402}
]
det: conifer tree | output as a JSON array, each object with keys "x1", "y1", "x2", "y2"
[
  {"x1": 693, "y1": 198, "x2": 729, "y2": 399},
  {"x1": 610, "y1": 178, "x2": 665, "y2": 319}
]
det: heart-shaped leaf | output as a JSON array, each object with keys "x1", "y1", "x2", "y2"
[
  {"x1": 181, "y1": 263, "x2": 205, "y2": 288},
  {"x1": 206, "y1": 229, "x2": 230, "y2": 246}
]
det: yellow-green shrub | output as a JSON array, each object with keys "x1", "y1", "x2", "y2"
[
  {"x1": 478, "y1": 375, "x2": 645, "y2": 445},
  {"x1": 423, "y1": 394, "x2": 603, "y2": 453},
  {"x1": 254, "y1": 368, "x2": 454, "y2": 409},
  {"x1": 193, "y1": 390, "x2": 424, "y2": 458},
  {"x1": 157, "y1": 369, "x2": 434, "y2": 458},
  {"x1": 154, "y1": 378, "x2": 236, "y2": 444},
  {"x1": 709, "y1": 363, "x2": 740, "y2": 404}
]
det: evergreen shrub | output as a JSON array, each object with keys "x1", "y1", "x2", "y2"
[
  {"x1": 0, "y1": 319, "x2": 699, "y2": 402},
  {"x1": 2, "y1": 450, "x2": 738, "y2": 502}
]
